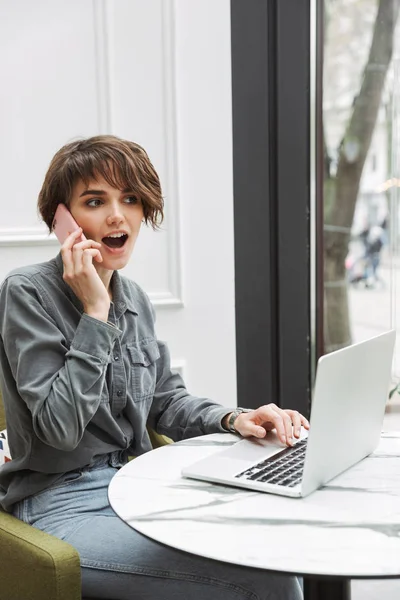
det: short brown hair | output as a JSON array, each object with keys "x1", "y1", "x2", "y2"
[{"x1": 38, "y1": 135, "x2": 164, "y2": 231}]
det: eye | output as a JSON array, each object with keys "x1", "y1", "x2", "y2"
[
  {"x1": 86, "y1": 198, "x2": 103, "y2": 207},
  {"x1": 124, "y1": 196, "x2": 139, "y2": 204}
]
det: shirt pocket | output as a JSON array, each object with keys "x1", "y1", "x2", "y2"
[{"x1": 127, "y1": 339, "x2": 160, "y2": 401}]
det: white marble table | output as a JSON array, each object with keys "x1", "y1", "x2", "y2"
[{"x1": 108, "y1": 431, "x2": 400, "y2": 600}]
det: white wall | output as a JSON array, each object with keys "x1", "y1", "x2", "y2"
[{"x1": 0, "y1": 0, "x2": 237, "y2": 407}]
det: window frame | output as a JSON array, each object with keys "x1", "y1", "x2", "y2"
[{"x1": 231, "y1": 0, "x2": 318, "y2": 417}]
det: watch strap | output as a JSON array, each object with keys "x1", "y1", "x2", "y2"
[{"x1": 227, "y1": 407, "x2": 253, "y2": 433}]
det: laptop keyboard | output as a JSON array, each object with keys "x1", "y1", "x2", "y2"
[{"x1": 235, "y1": 438, "x2": 307, "y2": 487}]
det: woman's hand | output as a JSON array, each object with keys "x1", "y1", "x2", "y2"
[
  {"x1": 231, "y1": 404, "x2": 310, "y2": 446},
  {"x1": 61, "y1": 228, "x2": 110, "y2": 322}
]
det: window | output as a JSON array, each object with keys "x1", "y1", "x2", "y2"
[{"x1": 322, "y1": 0, "x2": 400, "y2": 398}]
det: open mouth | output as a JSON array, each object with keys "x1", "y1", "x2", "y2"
[{"x1": 102, "y1": 234, "x2": 128, "y2": 249}]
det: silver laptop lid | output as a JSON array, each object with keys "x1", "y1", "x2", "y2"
[{"x1": 301, "y1": 330, "x2": 396, "y2": 497}]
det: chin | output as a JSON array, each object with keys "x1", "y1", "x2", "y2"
[
  {"x1": 98, "y1": 256, "x2": 129, "y2": 271},
  {"x1": 104, "y1": 258, "x2": 129, "y2": 271}
]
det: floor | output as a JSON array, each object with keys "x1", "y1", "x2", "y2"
[{"x1": 350, "y1": 397, "x2": 400, "y2": 599}]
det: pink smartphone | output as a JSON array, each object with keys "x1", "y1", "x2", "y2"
[{"x1": 52, "y1": 204, "x2": 86, "y2": 244}]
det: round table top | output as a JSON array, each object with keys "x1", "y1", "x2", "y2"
[{"x1": 108, "y1": 431, "x2": 400, "y2": 578}]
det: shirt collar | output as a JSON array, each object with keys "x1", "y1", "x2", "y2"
[
  {"x1": 110, "y1": 268, "x2": 138, "y2": 316},
  {"x1": 53, "y1": 252, "x2": 138, "y2": 317}
]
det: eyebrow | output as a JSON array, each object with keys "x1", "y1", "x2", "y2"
[{"x1": 79, "y1": 188, "x2": 132, "y2": 198}]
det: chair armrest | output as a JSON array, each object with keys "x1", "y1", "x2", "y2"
[
  {"x1": 0, "y1": 510, "x2": 82, "y2": 600},
  {"x1": 147, "y1": 427, "x2": 173, "y2": 449}
]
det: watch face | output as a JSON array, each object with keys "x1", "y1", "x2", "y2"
[{"x1": 228, "y1": 409, "x2": 241, "y2": 432}]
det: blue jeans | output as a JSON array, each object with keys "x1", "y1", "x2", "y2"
[{"x1": 12, "y1": 455, "x2": 303, "y2": 600}]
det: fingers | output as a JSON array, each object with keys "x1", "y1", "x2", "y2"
[
  {"x1": 286, "y1": 410, "x2": 303, "y2": 439},
  {"x1": 61, "y1": 229, "x2": 103, "y2": 278},
  {"x1": 240, "y1": 404, "x2": 310, "y2": 447},
  {"x1": 237, "y1": 404, "x2": 290, "y2": 444},
  {"x1": 292, "y1": 411, "x2": 310, "y2": 432},
  {"x1": 62, "y1": 228, "x2": 87, "y2": 251},
  {"x1": 72, "y1": 242, "x2": 102, "y2": 273},
  {"x1": 268, "y1": 405, "x2": 293, "y2": 445},
  {"x1": 82, "y1": 248, "x2": 103, "y2": 267}
]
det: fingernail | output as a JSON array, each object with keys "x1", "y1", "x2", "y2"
[{"x1": 281, "y1": 436, "x2": 286, "y2": 444}]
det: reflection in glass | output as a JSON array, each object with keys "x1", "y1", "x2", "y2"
[{"x1": 323, "y1": 0, "x2": 400, "y2": 393}]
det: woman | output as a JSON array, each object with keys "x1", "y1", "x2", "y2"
[{"x1": 0, "y1": 135, "x2": 308, "y2": 600}]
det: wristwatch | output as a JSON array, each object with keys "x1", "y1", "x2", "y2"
[{"x1": 227, "y1": 407, "x2": 253, "y2": 433}]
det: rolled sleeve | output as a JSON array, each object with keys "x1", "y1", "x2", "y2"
[
  {"x1": 203, "y1": 404, "x2": 235, "y2": 433},
  {"x1": 72, "y1": 314, "x2": 122, "y2": 363}
]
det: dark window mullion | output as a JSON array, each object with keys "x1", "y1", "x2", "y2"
[
  {"x1": 231, "y1": 0, "x2": 279, "y2": 408},
  {"x1": 275, "y1": 0, "x2": 311, "y2": 416},
  {"x1": 231, "y1": 0, "x2": 312, "y2": 416}
]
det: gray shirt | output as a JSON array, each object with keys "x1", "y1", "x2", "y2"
[{"x1": 0, "y1": 253, "x2": 232, "y2": 511}]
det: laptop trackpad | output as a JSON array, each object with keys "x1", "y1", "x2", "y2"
[{"x1": 220, "y1": 431, "x2": 286, "y2": 462}]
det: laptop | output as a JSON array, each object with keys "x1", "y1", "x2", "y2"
[{"x1": 182, "y1": 330, "x2": 396, "y2": 498}]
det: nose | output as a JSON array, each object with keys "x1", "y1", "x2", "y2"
[{"x1": 106, "y1": 201, "x2": 124, "y2": 227}]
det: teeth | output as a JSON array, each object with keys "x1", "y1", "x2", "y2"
[{"x1": 108, "y1": 233, "x2": 126, "y2": 238}]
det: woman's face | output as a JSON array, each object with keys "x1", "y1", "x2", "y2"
[{"x1": 68, "y1": 174, "x2": 144, "y2": 272}]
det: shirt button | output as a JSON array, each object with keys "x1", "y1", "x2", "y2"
[
  {"x1": 117, "y1": 390, "x2": 123, "y2": 397},
  {"x1": 114, "y1": 355, "x2": 119, "y2": 361}
]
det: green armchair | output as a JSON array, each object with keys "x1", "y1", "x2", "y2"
[{"x1": 0, "y1": 393, "x2": 171, "y2": 600}]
